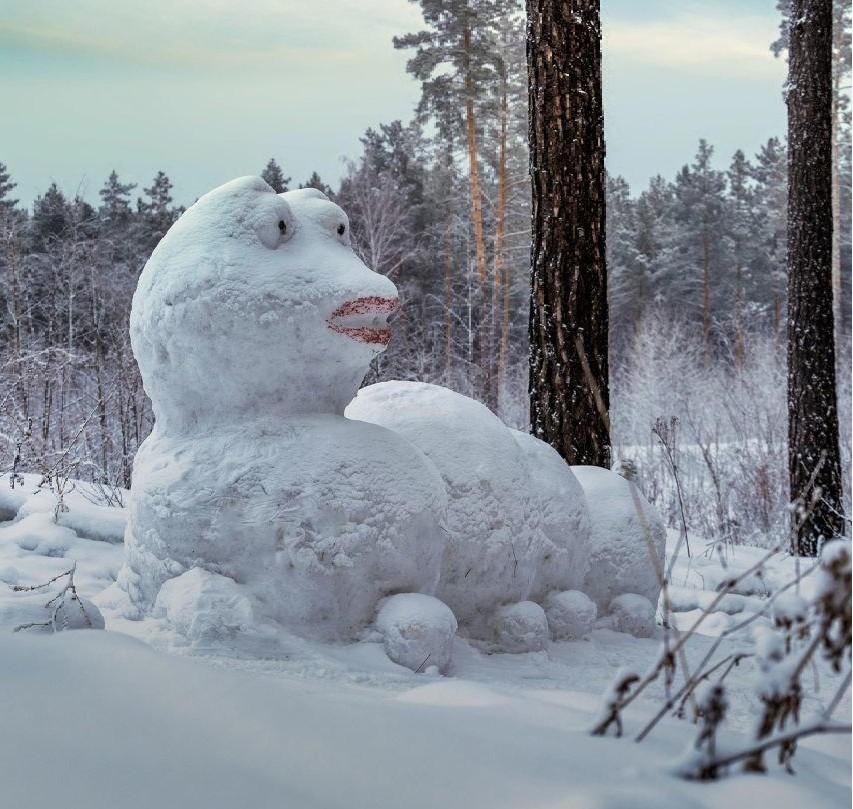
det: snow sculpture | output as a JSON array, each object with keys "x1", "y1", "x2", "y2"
[
  {"x1": 118, "y1": 177, "x2": 448, "y2": 641},
  {"x1": 119, "y1": 175, "x2": 666, "y2": 652},
  {"x1": 571, "y1": 465, "x2": 666, "y2": 614}
]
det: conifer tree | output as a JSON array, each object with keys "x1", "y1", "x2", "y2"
[
  {"x1": 0, "y1": 162, "x2": 18, "y2": 214},
  {"x1": 261, "y1": 158, "x2": 290, "y2": 194},
  {"x1": 98, "y1": 170, "x2": 136, "y2": 228},
  {"x1": 299, "y1": 171, "x2": 334, "y2": 198}
]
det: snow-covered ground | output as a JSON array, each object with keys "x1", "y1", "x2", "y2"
[{"x1": 1, "y1": 476, "x2": 850, "y2": 808}]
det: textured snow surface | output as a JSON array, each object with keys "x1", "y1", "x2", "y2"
[
  {"x1": 1, "y1": 498, "x2": 850, "y2": 808},
  {"x1": 510, "y1": 429, "x2": 592, "y2": 598},
  {"x1": 348, "y1": 381, "x2": 593, "y2": 637},
  {"x1": 2, "y1": 629, "x2": 849, "y2": 809},
  {"x1": 121, "y1": 178, "x2": 452, "y2": 640},
  {"x1": 131, "y1": 177, "x2": 398, "y2": 429},
  {"x1": 120, "y1": 416, "x2": 447, "y2": 639},
  {"x1": 491, "y1": 600, "x2": 549, "y2": 653},
  {"x1": 376, "y1": 593, "x2": 457, "y2": 673},
  {"x1": 544, "y1": 589, "x2": 598, "y2": 640},
  {"x1": 572, "y1": 465, "x2": 667, "y2": 613},
  {"x1": 609, "y1": 593, "x2": 656, "y2": 638},
  {"x1": 153, "y1": 568, "x2": 254, "y2": 642}
]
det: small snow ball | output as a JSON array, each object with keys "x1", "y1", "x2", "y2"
[
  {"x1": 376, "y1": 593, "x2": 457, "y2": 674},
  {"x1": 544, "y1": 590, "x2": 597, "y2": 640},
  {"x1": 571, "y1": 465, "x2": 666, "y2": 614},
  {"x1": 609, "y1": 593, "x2": 656, "y2": 638},
  {"x1": 154, "y1": 568, "x2": 254, "y2": 642},
  {"x1": 492, "y1": 601, "x2": 549, "y2": 653}
]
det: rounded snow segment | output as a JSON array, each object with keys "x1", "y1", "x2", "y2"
[
  {"x1": 543, "y1": 590, "x2": 597, "y2": 640},
  {"x1": 571, "y1": 466, "x2": 666, "y2": 615},
  {"x1": 375, "y1": 593, "x2": 457, "y2": 674},
  {"x1": 609, "y1": 593, "x2": 656, "y2": 638},
  {"x1": 510, "y1": 430, "x2": 592, "y2": 599},
  {"x1": 491, "y1": 601, "x2": 549, "y2": 653},
  {"x1": 347, "y1": 382, "x2": 547, "y2": 638}
]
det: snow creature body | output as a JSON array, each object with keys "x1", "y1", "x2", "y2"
[
  {"x1": 118, "y1": 177, "x2": 447, "y2": 640},
  {"x1": 119, "y1": 176, "x2": 665, "y2": 663}
]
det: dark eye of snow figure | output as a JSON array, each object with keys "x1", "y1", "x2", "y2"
[
  {"x1": 278, "y1": 220, "x2": 287, "y2": 234},
  {"x1": 337, "y1": 224, "x2": 346, "y2": 236}
]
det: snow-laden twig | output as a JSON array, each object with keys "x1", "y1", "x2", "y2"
[{"x1": 11, "y1": 562, "x2": 93, "y2": 632}]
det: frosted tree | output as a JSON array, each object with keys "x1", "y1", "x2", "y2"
[
  {"x1": 98, "y1": 170, "x2": 136, "y2": 229},
  {"x1": 0, "y1": 162, "x2": 18, "y2": 214},
  {"x1": 785, "y1": 0, "x2": 845, "y2": 555},
  {"x1": 137, "y1": 171, "x2": 178, "y2": 251},
  {"x1": 773, "y1": 0, "x2": 852, "y2": 345},
  {"x1": 299, "y1": 171, "x2": 334, "y2": 198},
  {"x1": 750, "y1": 137, "x2": 788, "y2": 338},
  {"x1": 260, "y1": 158, "x2": 290, "y2": 194},
  {"x1": 527, "y1": 0, "x2": 609, "y2": 467},
  {"x1": 671, "y1": 140, "x2": 729, "y2": 358}
]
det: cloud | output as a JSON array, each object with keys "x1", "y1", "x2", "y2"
[
  {"x1": 0, "y1": 0, "x2": 423, "y2": 72},
  {"x1": 603, "y1": 12, "x2": 785, "y2": 78}
]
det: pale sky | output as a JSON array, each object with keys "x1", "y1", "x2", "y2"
[{"x1": 0, "y1": 0, "x2": 787, "y2": 208}]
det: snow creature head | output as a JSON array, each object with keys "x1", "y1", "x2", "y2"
[{"x1": 130, "y1": 177, "x2": 398, "y2": 429}]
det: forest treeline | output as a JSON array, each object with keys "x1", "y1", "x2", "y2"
[{"x1": 0, "y1": 0, "x2": 850, "y2": 542}]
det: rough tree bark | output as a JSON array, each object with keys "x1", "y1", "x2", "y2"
[
  {"x1": 491, "y1": 67, "x2": 509, "y2": 407},
  {"x1": 527, "y1": 0, "x2": 610, "y2": 467},
  {"x1": 786, "y1": 0, "x2": 845, "y2": 555},
  {"x1": 463, "y1": 23, "x2": 488, "y2": 287}
]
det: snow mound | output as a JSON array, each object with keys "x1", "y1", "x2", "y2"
[
  {"x1": 0, "y1": 588, "x2": 104, "y2": 633},
  {"x1": 572, "y1": 466, "x2": 666, "y2": 613},
  {"x1": 0, "y1": 474, "x2": 127, "y2": 544},
  {"x1": 609, "y1": 593, "x2": 656, "y2": 638},
  {"x1": 491, "y1": 601, "x2": 549, "y2": 653},
  {"x1": 510, "y1": 430, "x2": 591, "y2": 597},
  {"x1": 347, "y1": 382, "x2": 547, "y2": 637},
  {"x1": 154, "y1": 568, "x2": 254, "y2": 642},
  {"x1": 376, "y1": 593, "x2": 457, "y2": 674},
  {"x1": 544, "y1": 589, "x2": 597, "y2": 640}
]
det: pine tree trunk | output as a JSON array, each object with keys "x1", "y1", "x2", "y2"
[
  {"x1": 527, "y1": 0, "x2": 610, "y2": 467},
  {"x1": 786, "y1": 0, "x2": 845, "y2": 556},
  {"x1": 492, "y1": 78, "x2": 509, "y2": 410},
  {"x1": 702, "y1": 230, "x2": 711, "y2": 361},
  {"x1": 444, "y1": 222, "x2": 454, "y2": 373},
  {"x1": 830, "y1": 76, "x2": 842, "y2": 341},
  {"x1": 463, "y1": 24, "x2": 488, "y2": 288}
]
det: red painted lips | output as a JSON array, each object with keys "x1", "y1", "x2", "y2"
[{"x1": 327, "y1": 296, "x2": 398, "y2": 345}]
